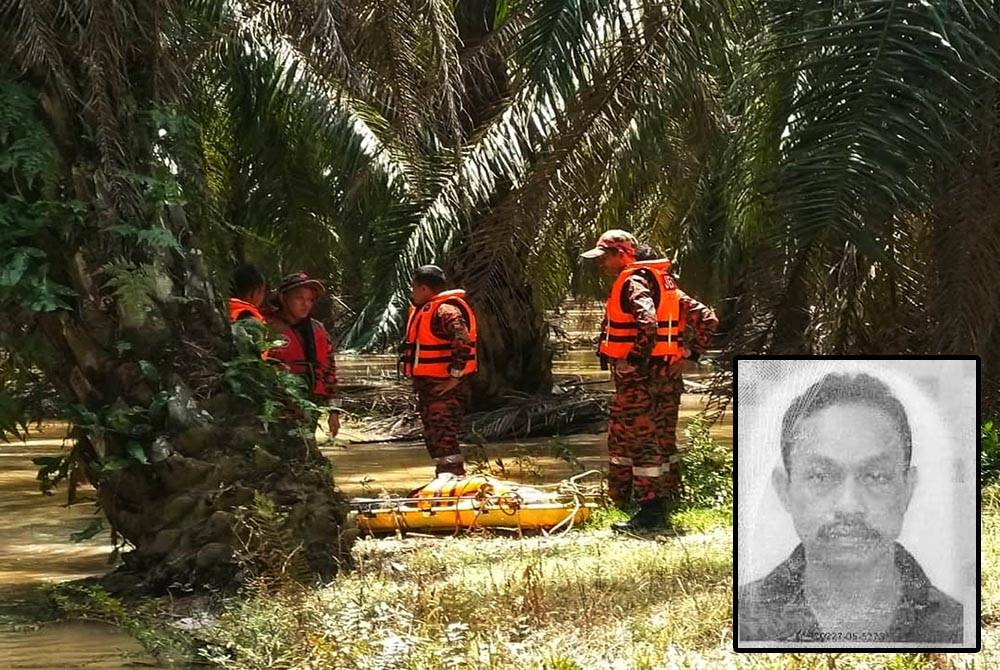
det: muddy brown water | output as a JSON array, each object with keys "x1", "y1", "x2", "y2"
[
  {"x1": 0, "y1": 427, "x2": 162, "y2": 668},
  {"x1": 327, "y1": 397, "x2": 730, "y2": 497},
  {"x1": 0, "y1": 352, "x2": 731, "y2": 668}
]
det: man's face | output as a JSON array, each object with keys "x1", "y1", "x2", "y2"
[
  {"x1": 595, "y1": 249, "x2": 632, "y2": 277},
  {"x1": 411, "y1": 281, "x2": 435, "y2": 307},
  {"x1": 281, "y1": 286, "x2": 317, "y2": 322},
  {"x1": 773, "y1": 403, "x2": 917, "y2": 568}
]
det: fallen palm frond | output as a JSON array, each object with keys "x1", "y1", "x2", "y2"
[
  {"x1": 341, "y1": 372, "x2": 726, "y2": 443},
  {"x1": 466, "y1": 384, "x2": 609, "y2": 441},
  {"x1": 344, "y1": 379, "x2": 610, "y2": 443}
]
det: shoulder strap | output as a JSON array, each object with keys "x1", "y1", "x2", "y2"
[
  {"x1": 619, "y1": 267, "x2": 661, "y2": 313},
  {"x1": 438, "y1": 297, "x2": 474, "y2": 330}
]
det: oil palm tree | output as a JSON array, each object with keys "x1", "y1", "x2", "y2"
[
  {"x1": 339, "y1": 0, "x2": 738, "y2": 402},
  {"x1": 711, "y1": 1, "x2": 1000, "y2": 410},
  {"x1": 0, "y1": 0, "x2": 468, "y2": 589}
]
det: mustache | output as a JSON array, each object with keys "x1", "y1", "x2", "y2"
[{"x1": 817, "y1": 518, "x2": 882, "y2": 542}]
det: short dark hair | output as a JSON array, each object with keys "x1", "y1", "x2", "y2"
[
  {"x1": 413, "y1": 264, "x2": 447, "y2": 291},
  {"x1": 634, "y1": 244, "x2": 662, "y2": 261},
  {"x1": 232, "y1": 263, "x2": 265, "y2": 298},
  {"x1": 780, "y1": 372, "x2": 912, "y2": 475}
]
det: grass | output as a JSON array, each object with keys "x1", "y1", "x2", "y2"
[
  {"x1": 167, "y1": 490, "x2": 983, "y2": 670},
  {"x1": 197, "y1": 526, "x2": 734, "y2": 669},
  {"x1": 47, "y1": 498, "x2": 993, "y2": 669},
  {"x1": 983, "y1": 487, "x2": 1000, "y2": 629},
  {"x1": 43, "y1": 423, "x2": 992, "y2": 669}
]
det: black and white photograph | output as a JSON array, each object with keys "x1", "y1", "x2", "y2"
[{"x1": 734, "y1": 357, "x2": 979, "y2": 652}]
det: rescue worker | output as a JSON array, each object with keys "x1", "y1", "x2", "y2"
[
  {"x1": 400, "y1": 265, "x2": 477, "y2": 477},
  {"x1": 581, "y1": 230, "x2": 718, "y2": 533},
  {"x1": 267, "y1": 272, "x2": 340, "y2": 439},
  {"x1": 228, "y1": 263, "x2": 267, "y2": 323}
]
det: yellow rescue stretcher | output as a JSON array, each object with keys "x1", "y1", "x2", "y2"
[{"x1": 350, "y1": 471, "x2": 599, "y2": 535}]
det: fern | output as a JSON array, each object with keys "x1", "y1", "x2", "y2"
[{"x1": 0, "y1": 83, "x2": 76, "y2": 312}]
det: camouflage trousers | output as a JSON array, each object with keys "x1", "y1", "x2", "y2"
[
  {"x1": 607, "y1": 375, "x2": 683, "y2": 507},
  {"x1": 415, "y1": 378, "x2": 471, "y2": 476}
]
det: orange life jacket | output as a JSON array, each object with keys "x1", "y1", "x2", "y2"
[
  {"x1": 401, "y1": 290, "x2": 478, "y2": 378},
  {"x1": 228, "y1": 298, "x2": 266, "y2": 323},
  {"x1": 599, "y1": 260, "x2": 684, "y2": 360},
  {"x1": 228, "y1": 298, "x2": 270, "y2": 359}
]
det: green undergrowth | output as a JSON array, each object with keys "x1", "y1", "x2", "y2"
[
  {"x1": 981, "y1": 484, "x2": 1000, "y2": 628},
  {"x1": 182, "y1": 514, "x2": 994, "y2": 670},
  {"x1": 198, "y1": 529, "x2": 734, "y2": 669},
  {"x1": 983, "y1": 419, "x2": 1000, "y2": 486},
  {"x1": 45, "y1": 582, "x2": 199, "y2": 665},
  {"x1": 41, "y1": 432, "x2": 995, "y2": 669},
  {"x1": 47, "y1": 500, "x2": 999, "y2": 668}
]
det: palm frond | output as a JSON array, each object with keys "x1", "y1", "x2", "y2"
[
  {"x1": 766, "y1": 0, "x2": 1000, "y2": 249},
  {"x1": 922, "y1": 93, "x2": 1000, "y2": 408},
  {"x1": 711, "y1": 0, "x2": 1000, "y2": 380},
  {"x1": 343, "y1": 0, "x2": 736, "y2": 350}
]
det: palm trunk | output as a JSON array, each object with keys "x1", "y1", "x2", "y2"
[
  {"x1": 454, "y1": 246, "x2": 554, "y2": 404},
  {"x1": 770, "y1": 244, "x2": 814, "y2": 354},
  {"x1": 450, "y1": 0, "x2": 554, "y2": 404},
  {"x1": 4, "y1": 9, "x2": 352, "y2": 591},
  {"x1": 29, "y1": 206, "x2": 352, "y2": 590}
]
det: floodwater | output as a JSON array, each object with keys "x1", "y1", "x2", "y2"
[
  {"x1": 0, "y1": 350, "x2": 731, "y2": 668},
  {"x1": 329, "y1": 347, "x2": 730, "y2": 496},
  {"x1": 0, "y1": 621, "x2": 156, "y2": 669},
  {"x1": 325, "y1": 394, "x2": 730, "y2": 497},
  {"x1": 0, "y1": 425, "x2": 162, "y2": 668}
]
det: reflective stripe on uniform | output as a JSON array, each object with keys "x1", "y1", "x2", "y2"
[
  {"x1": 632, "y1": 465, "x2": 663, "y2": 477},
  {"x1": 609, "y1": 455, "x2": 633, "y2": 466}
]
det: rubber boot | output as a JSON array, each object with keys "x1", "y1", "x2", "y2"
[{"x1": 612, "y1": 497, "x2": 667, "y2": 533}]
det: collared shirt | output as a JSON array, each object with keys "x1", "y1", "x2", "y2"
[{"x1": 738, "y1": 543, "x2": 963, "y2": 644}]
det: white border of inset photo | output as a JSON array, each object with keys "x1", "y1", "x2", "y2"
[{"x1": 732, "y1": 355, "x2": 980, "y2": 653}]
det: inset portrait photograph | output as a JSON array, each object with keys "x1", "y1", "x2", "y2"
[{"x1": 734, "y1": 357, "x2": 979, "y2": 652}]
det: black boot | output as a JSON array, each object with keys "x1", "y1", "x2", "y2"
[{"x1": 612, "y1": 497, "x2": 667, "y2": 533}]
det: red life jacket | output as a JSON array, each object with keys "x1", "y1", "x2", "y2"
[
  {"x1": 269, "y1": 319, "x2": 333, "y2": 397},
  {"x1": 599, "y1": 260, "x2": 684, "y2": 360},
  {"x1": 228, "y1": 298, "x2": 266, "y2": 323},
  {"x1": 401, "y1": 290, "x2": 478, "y2": 378}
]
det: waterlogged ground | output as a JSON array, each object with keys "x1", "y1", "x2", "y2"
[
  {"x1": 328, "y1": 347, "x2": 729, "y2": 496},
  {"x1": 0, "y1": 424, "x2": 161, "y2": 668},
  {"x1": 0, "y1": 395, "x2": 729, "y2": 590},
  {"x1": 0, "y1": 621, "x2": 156, "y2": 670},
  {"x1": 325, "y1": 395, "x2": 729, "y2": 498},
  {"x1": 2, "y1": 370, "x2": 997, "y2": 668},
  {"x1": 0, "y1": 350, "x2": 730, "y2": 669}
]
